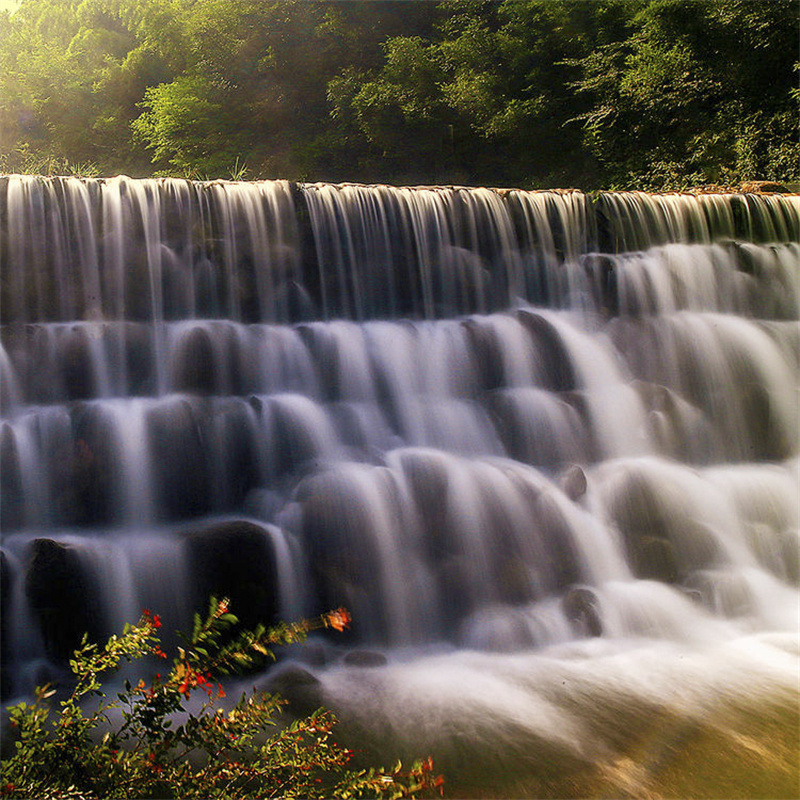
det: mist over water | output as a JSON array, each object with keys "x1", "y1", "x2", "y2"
[{"x1": 1, "y1": 177, "x2": 798, "y2": 795}]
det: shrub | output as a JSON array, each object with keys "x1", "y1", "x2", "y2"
[{"x1": 0, "y1": 599, "x2": 443, "y2": 799}]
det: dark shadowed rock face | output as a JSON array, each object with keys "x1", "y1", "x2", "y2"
[
  {"x1": 148, "y1": 398, "x2": 212, "y2": 520},
  {"x1": 24, "y1": 538, "x2": 103, "y2": 662},
  {"x1": 0, "y1": 550, "x2": 12, "y2": 697},
  {"x1": 183, "y1": 519, "x2": 279, "y2": 630}
]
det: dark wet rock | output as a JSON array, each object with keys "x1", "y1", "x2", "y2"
[
  {"x1": 171, "y1": 326, "x2": 216, "y2": 394},
  {"x1": 295, "y1": 325, "x2": 340, "y2": 402},
  {"x1": 184, "y1": 519, "x2": 279, "y2": 630},
  {"x1": 262, "y1": 663, "x2": 323, "y2": 716},
  {"x1": 61, "y1": 327, "x2": 96, "y2": 400},
  {"x1": 582, "y1": 253, "x2": 619, "y2": 316},
  {"x1": 462, "y1": 318, "x2": 505, "y2": 392},
  {"x1": 299, "y1": 474, "x2": 389, "y2": 642},
  {"x1": 64, "y1": 403, "x2": 117, "y2": 526},
  {"x1": 0, "y1": 424, "x2": 24, "y2": 531},
  {"x1": 517, "y1": 310, "x2": 576, "y2": 392},
  {"x1": 148, "y1": 397, "x2": 212, "y2": 519},
  {"x1": 780, "y1": 530, "x2": 799, "y2": 586},
  {"x1": 212, "y1": 398, "x2": 262, "y2": 509},
  {"x1": 268, "y1": 399, "x2": 328, "y2": 477},
  {"x1": 194, "y1": 257, "x2": 221, "y2": 318},
  {"x1": 685, "y1": 570, "x2": 755, "y2": 618},
  {"x1": 606, "y1": 468, "x2": 721, "y2": 582},
  {"x1": 635, "y1": 536, "x2": 680, "y2": 584},
  {"x1": 343, "y1": 650, "x2": 388, "y2": 668},
  {"x1": 0, "y1": 550, "x2": 11, "y2": 610},
  {"x1": 398, "y1": 452, "x2": 450, "y2": 560},
  {"x1": 24, "y1": 538, "x2": 103, "y2": 662},
  {"x1": 532, "y1": 491, "x2": 583, "y2": 593},
  {"x1": 0, "y1": 551, "x2": 12, "y2": 698},
  {"x1": 275, "y1": 280, "x2": 317, "y2": 323},
  {"x1": 559, "y1": 465, "x2": 587, "y2": 502},
  {"x1": 495, "y1": 558, "x2": 534, "y2": 606},
  {"x1": 122, "y1": 323, "x2": 156, "y2": 396},
  {"x1": 562, "y1": 586, "x2": 602, "y2": 638}
]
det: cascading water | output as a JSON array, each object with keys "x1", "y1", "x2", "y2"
[{"x1": 1, "y1": 176, "x2": 798, "y2": 796}]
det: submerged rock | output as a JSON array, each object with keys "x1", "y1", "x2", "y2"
[
  {"x1": 261, "y1": 663, "x2": 323, "y2": 716},
  {"x1": 343, "y1": 650, "x2": 388, "y2": 668}
]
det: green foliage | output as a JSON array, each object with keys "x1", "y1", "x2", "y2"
[
  {"x1": 0, "y1": 142, "x2": 100, "y2": 176},
  {"x1": 131, "y1": 74, "x2": 247, "y2": 177},
  {"x1": 0, "y1": 0, "x2": 797, "y2": 187},
  {"x1": 0, "y1": 601, "x2": 443, "y2": 800},
  {"x1": 569, "y1": 0, "x2": 800, "y2": 188}
]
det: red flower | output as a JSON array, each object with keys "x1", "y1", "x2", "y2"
[
  {"x1": 326, "y1": 608, "x2": 352, "y2": 632},
  {"x1": 141, "y1": 609, "x2": 162, "y2": 628}
]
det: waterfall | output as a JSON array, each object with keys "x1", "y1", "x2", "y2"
[{"x1": 1, "y1": 177, "x2": 798, "y2": 794}]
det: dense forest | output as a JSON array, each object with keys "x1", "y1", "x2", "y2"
[{"x1": 0, "y1": 0, "x2": 797, "y2": 189}]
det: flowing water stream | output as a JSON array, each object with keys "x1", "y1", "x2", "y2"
[{"x1": 1, "y1": 177, "x2": 798, "y2": 796}]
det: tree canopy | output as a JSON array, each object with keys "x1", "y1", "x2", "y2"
[{"x1": 1, "y1": 0, "x2": 797, "y2": 189}]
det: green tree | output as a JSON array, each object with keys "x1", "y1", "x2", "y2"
[
  {"x1": 571, "y1": 0, "x2": 800, "y2": 188},
  {"x1": 0, "y1": 0, "x2": 181, "y2": 175}
]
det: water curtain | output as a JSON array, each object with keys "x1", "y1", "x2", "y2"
[{"x1": 1, "y1": 177, "x2": 798, "y2": 706}]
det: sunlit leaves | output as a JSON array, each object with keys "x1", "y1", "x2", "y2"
[{"x1": 0, "y1": 600, "x2": 442, "y2": 799}]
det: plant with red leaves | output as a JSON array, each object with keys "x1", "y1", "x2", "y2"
[{"x1": 0, "y1": 599, "x2": 443, "y2": 799}]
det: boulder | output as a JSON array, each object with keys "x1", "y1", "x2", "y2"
[
  {"x1": 148, "y1": 397, "x2": 212, "y2": 520},
  {"x1": 184, "y1": 519, "x2": 279, "y2": 630},
  {"x1": 559, "y1": 465, "x2": 587, "y2": 502},
  {"x1": 634, "y1": 536, "x2": 680, "y2": 584},
  {"x1": 605, "y1": 468, "x2": 721, "y2": 583},
  {"x1": 0, "y1": 424, "x2": 24, "y2": 531},
  {"x1": 261, "y1": 663, "x2": 323, "y2": 717},
  {"x1": 562, "y1": 586, "x2": 602, "y2": 638},
  {"x1": 66, "y1": 403, "x2": 117, "y2": 526},
  {"x1": 171, "y1": 326, "x2": 216, "y2": 394},
  {"x1": 24, "y1": 538, "x2": 102, "y2": 662},
  {"x1": 343, "y1": 650, "x2": 388, "y2": 668},
  {"x1": 61, "y1": 327, "x2": 96, "y2": 400},
  {"x1": 517, "y1": 310, "x2": 577, "y2": 392}
]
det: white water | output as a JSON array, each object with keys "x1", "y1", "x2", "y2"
[{"x1": 1, "y1": 178, "x2": 798, "y2": 795}]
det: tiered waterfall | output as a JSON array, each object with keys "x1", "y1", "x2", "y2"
[{"x1": 1, "y1": 176, "x2": 798, "y2": 793}]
